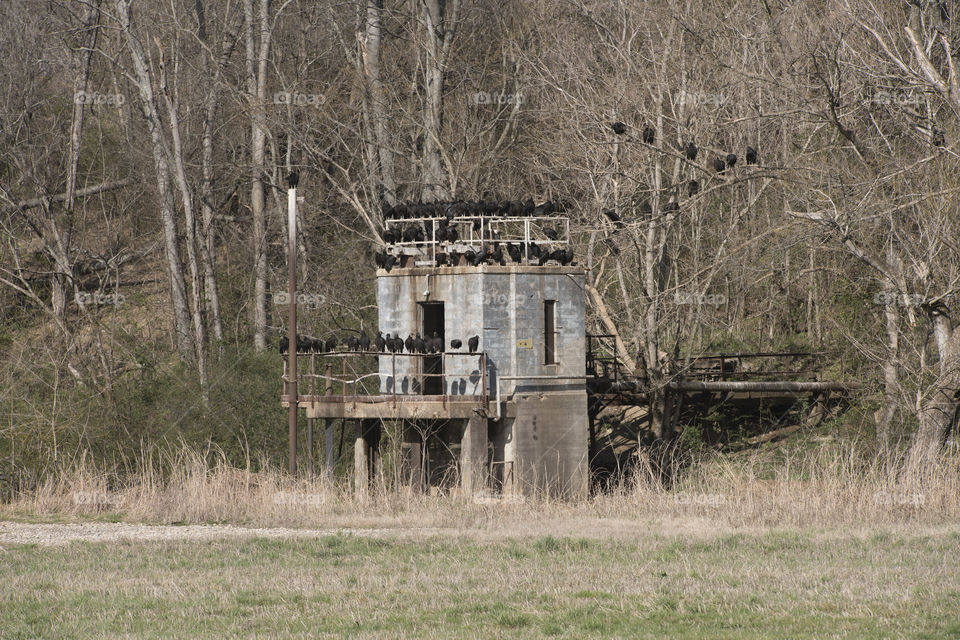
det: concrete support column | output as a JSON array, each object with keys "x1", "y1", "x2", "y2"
[
  {"x1": 459, "y1": 415, "x2": 488, "y2": 495},
  {"x1": 354, "y1": 419, "x2": 380, "y2": 497}
]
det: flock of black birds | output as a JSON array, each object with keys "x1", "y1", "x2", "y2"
[
  {"x1": 611, "y1": 121, "x2": 760, "y2": 173},
  {"x1": 278, "y1": 331, "x2": 480, "y2": 355},
  {"x1": 375, "y1": 200, "x2": 575, "y2": 271}
]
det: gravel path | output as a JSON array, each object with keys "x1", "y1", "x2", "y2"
[{"x1": 0, "y1": 521, "x2": 447, "y2": 547}]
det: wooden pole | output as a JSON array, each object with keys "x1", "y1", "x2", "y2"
[{"x1": 287, "y1": 185, "x2": 298, "y2": 476}]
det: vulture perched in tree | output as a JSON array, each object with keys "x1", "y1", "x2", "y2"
[
  {"x1": 642, "y1": 126, "x2": 655, "y2": 144},
  {"x1": 611, "y1": 121, "x2": 627, "y2": 135},
  {"x1": 746, "y1": 145, "x2": 758, "y2": 165},
  {"x1": 713, "y1": 156, "x2": 726, "y2": 173},
  {"x1": 286, "y1": 172, "x2": 299, "y2": 189},
  {"x1": 687, "y1": 180, "x2": 700, "y2": 196},
  {"x1": 725, "y1": 153, "x2": 738, "y2": 168},
  {"x1": 685, "y1": 141, "x2": 698, "y2": 161}
]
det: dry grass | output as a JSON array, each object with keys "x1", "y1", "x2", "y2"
[{"x1": 4, "y1": 442, "x2": 958, "y2": 536}]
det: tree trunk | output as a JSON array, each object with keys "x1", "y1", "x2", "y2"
[
  {"x1": 116, "y1": 0, "x2": 194, "y2": 358},
  {"x1": 911, "y1": 305, "x2": 960, "y2": 461},
  {"x1": 159, "y1": 45, "x2": 208, "y2": 386},
  {"x1": 363, "y1": 0, "x2": 396, "y2": 206},
  {"x1": 419, "y1": 0, "x2": 459, "y2": 201},
  {"x1": 874, "y1": 278, "x2": 900, "y2": 449},
  {"x1": 245, "y1": 0, "x2": 272, "y2": 351}
]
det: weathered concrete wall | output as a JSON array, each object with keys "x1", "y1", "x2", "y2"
[
  {"x1": 509, "y1": 391, "x2": 588, "y2": 498},
  {"x1": 377, "y1": 265, "x2": 585, "y2": 396}
]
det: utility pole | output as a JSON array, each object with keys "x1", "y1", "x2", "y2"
[{"x1": 286, "y1": 171, "x2": 299, "y2": 475}]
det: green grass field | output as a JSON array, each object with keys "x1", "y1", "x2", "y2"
[{"x1": 4, "y1": 529, "x2": 960, "y2": 639}]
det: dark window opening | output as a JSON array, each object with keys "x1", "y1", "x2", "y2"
[
  {"x1": 544, "y1": 300, "x2": 557, "y2": 365},
  {"x1": 420, "y1": 302, "x2": 445, "y2": 394}
]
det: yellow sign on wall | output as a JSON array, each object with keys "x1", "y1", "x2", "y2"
[{"x1": 516, "y1": 339, "x2": 533, "y2": 349}]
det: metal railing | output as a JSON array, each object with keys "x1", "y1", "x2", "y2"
[{"x1": 282, "y1": 350, "x2": 490, "y2": 409}]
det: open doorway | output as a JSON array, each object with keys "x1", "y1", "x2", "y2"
[{"x1": 420, "y1": 302, "x2": 445, "y2": 394}]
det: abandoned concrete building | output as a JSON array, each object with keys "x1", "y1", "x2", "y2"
[{"x1": 284, "y1": 207, "x2": 589, "y2": 499}]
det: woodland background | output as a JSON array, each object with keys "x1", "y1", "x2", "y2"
[{"x1": 1, "y1": 0, "x2": 958, "y2": 486}]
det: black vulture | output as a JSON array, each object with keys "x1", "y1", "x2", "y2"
[
  {"x1": 278, "y1": 334, "x2": 289, "y2": 354},
  {"x1": 640, "y1": 200, "x2": 653, "y2": 217},
  {"x1": 468, "y1": 335, "x2": 480, "y2": 353},
  {"x1": 642, "y1": 126, "x2": 655, "y2": 144},
  {"x1": 464, "y1": 249, "x2": 477, "y2": 265},
  {"x1": 509, "y1": 200, "x2": 523, "y2": 216},
  {"x1": 385, "y1": 333, "x2": 396, "y2": 353},
  {"x1": 414, "y1": 334, "x2": 426, "y2": 354},
  {"x1": 603, "y1": 209, "x2": 623, "y2": 227},
  {"x1": 413, "y1": 227, "x2": 425, "y2": 242},
  {"x1": 538, "y1": 251, "x2": 552, "y2": 266},
  {"x1": 725, "y1": 153, "x2": 738, "y2": 168},
  {"x1": 685, "y1": 141, "x2": 698, "y2": 161},
  {"x1": 483, "y1": 201, "x2": 498, "y2": 215},
  {"x1": 375, "y1": 331, "x2": 386, "y2": 352},
  {"x1": 394, "y1": 335, "x2": 404, "y2": 353},
  {"x1": 932, "y1": 129, "x2": 946, "y2": 148},
  {"x1": 688, "y1": 180, "x2": 700, "y2": 196},
  {"x1": 359, "y1": 331, "x2": 370, "y2": 351},
  {"x1": 499, "y1": 201, "x2": 511, "y2": 215},
  {"x1": 491, "y1": 244, "x2": 505, "y2": 265},
  {"x1": 402, "y1": 226, "x2": 417, "y2": 242},
  {"x1": 450, "y1": 338, "x2": 463, "y2": 350},
  {"x1": 611, "y1": 121, "x2": 627, "y2": 135},
  {"x1": 435, "y1": 254, "x2": 447, "y2": 267},
  {"x1": 663, "y1": 201, "x2": 680, "y2": 214},
  {"x1": 324, "y1": 335, "x2": 338, "y2": 352},
  {"x1": 446, "y1": 226, "x2": 459, "y2": 243},
  {"x1": 394, "y1": 203, "x2": 409, "y2": 219},
  {"x1": 471, "y1": 247, "x2": 487, "y2": 267},
  {"x1": 286, "y1": 171, "x2": 299, "y2": 189},
  {"x1": 472, "y1": 218, "x2": 482, "y2": 233},
  {"x1": 603, "y1": 236, "x2": 620, "y2": 255},
  {"x1": 383, "y1": 204, "x2": 396, "y2": 220},
  {"x1": 543, "y1": 227, "x2": 559, "y2": 241},
  {"x1": 297, "y1": 335, "x2": 310, "y2": 352},
  {"x1": 506, "y1": 243, "x2": 522, "y2": 263},
  {"x1": 527, "y1": 242, "x2": 541, "y2": 260},
  {"x1": 310, "y1": 337, "x2": 325, "y2": 352},
  {"x1": 523, "y1": 198, "x2": 536, "y2": 214},
  {"x1": 374, "y1": 250, "x2": 385, "y2": 269},
  {"x1": 713, "y1": 156, "x2": 726, "y2": 173},
  {"x1": 746, "y1": 145, "x2": 758, "y2": 165},
  {"x1": 558, "y1": 247, "x2": 574, "y2": 265},
  {"x1": 345, "y1": 336, "x2": 359, "y2": 351},
  {"x1": 404, "y1": 334, "x2": 415, "y2": 353},
  {"x1": 383, "y1": 255, "x2": 397, "y2": 272}
]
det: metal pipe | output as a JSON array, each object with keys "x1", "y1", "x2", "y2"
[{"x1": 287, "y1": 185, "x2": 298, "y2": 476}]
